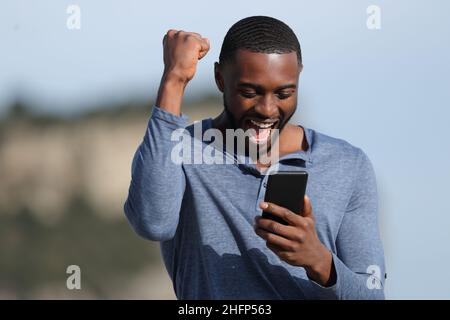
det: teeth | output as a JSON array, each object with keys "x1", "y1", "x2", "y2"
[{"x1": 250, "y1": 119, "x2": 275, "y2": 129}]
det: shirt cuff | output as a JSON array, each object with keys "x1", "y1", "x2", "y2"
[{"x1": 307, "y1": 252, "x2": 341, "y2": 299}]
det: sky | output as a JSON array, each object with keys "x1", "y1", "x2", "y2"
[{"x1": 1, "y1": 0, "x2": 450, "y2": 299}]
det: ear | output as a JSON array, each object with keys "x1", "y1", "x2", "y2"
[
  {"x1": 214, "y1": 62, "x2": 225, "y2": 92},
  {"x1": 298, "y1": 63, "x2": 304, "y2": 74}
]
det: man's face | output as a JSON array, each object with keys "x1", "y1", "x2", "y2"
[{"x1": 215, "y1": 49, "x2": 302, "y2": 146}]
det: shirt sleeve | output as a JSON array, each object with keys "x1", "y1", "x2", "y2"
[
  {"x1": 308, "y1": 148, "x2": 386, "y2": 299},
  {"x1": 123, "y1": 106, "x2": 189, "y2": 241}
]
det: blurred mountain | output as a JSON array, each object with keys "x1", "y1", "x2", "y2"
[{"x1": 0, "y1": 95, "x2": 223, "y2": 299}]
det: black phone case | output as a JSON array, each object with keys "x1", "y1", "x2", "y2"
[{"x1": 262, "y1": 171, "x2": 308, "y2": 225}]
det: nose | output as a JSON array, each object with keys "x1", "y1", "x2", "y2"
[{"x1": 254, "y1": 94, "x2": 278, "y2": 119}]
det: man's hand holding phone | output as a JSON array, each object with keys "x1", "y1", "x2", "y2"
[{"x1": 254, "y1": 195, "x2": 337, "y2": 287}]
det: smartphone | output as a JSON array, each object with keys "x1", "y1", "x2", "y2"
[{"x1": 261, "y1": 171, "x2": 308, "y2": 225}]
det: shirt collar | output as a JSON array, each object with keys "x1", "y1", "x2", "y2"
[
  {"x1": 203, "y1": 118, "x2": 313, "y2": 176},
  {"x1": 278, "y1": 125, "x2": 313, "y2": 164}
]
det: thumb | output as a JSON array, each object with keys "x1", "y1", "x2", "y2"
[
  {"x1": 302, "y1": 195, "x2": 314, "y2": 220},
  {"x1": 198, "y1": 38, "x2": 210, "y2": 60}
]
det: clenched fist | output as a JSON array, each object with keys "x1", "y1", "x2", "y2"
[{"x1": 162, "y1": 29, "x2": 210, "y2": 84}]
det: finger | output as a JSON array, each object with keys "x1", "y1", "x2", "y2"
[
  {"x1": 202, "y1": 37, "x2": 210, "y2": 51},
  {"x1": 182, "y1": 32, "x2": 206, "y2": 47},
  {"x1": 198, "y1": 38, "x2": 210, "y2": 60},
  {"x1": 188, "y1": 32, "x2": 203, "y2": 40},
  {"x1": 266, "y1": 243, "x2": 296, "y2": 265},
  {"x1": 266, "y1": 242, "x2": 285, "y2": 254},
  {"x1": 302, "y1": 195, "x2": 314, "y2": 220},
  {"x1": 255, "y1": 216, "x2": 300, "y2": 242},
  {"x1": 178, "y1": 32, "x2": 209, "y2": 59},
  {"x1": 260, "y1": 201, "x2": 303, "y2": 226},
  {"x1": 166, "y1": 29, "x2": 178, "y2": 38},
  {"x1": 255, "y1": 227, "x2": 296, "y2": 252},
  {"x1": 163, "y1": 29, "x2": 178, "y2": 45}
]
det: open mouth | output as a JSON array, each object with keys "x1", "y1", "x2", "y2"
[{"x1": 244, "y1": 118, "x2": 279, "y2": 144}]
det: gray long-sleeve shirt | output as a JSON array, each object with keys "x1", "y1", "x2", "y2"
[{"x1": 124, "y1": 106, "x2": 386, "y2": 299}]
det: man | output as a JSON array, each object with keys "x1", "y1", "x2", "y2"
[{"x1": 124, "y1": 16, "x2": 386, "y2": 299}]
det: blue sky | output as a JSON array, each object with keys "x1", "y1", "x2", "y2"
[{"x1": 1, "y1": 0, "x2": 450, "y2": 298}]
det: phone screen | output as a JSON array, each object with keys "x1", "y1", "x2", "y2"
[{"x1": 262, "y1": 171, "x2": 308, "y2": 225}]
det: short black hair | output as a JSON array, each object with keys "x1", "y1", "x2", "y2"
[{"x1": 219, "y1": 16, "x2": 302, "y2": 65}]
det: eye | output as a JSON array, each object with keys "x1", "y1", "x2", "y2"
[
  {"x1": 239, "y1": 91, "x2": 257, "y2": 99},
  {"x1": 277, "y1": 92, "x2": 293, "y2": 100}
]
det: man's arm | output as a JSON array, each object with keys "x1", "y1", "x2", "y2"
[
  {"x1": 310, "y1": 149, "x2": 386, "y2": 299},
  {"x1": 124, "y1": 104, "x2": 187, "y2": 241},
  {"x1": 123, "y1": 30, "x2": 210, "y2": 241}
]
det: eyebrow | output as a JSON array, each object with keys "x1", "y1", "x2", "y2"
[{"x1": 237, "y1": 82, "x2": 297, "y2": 91}]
